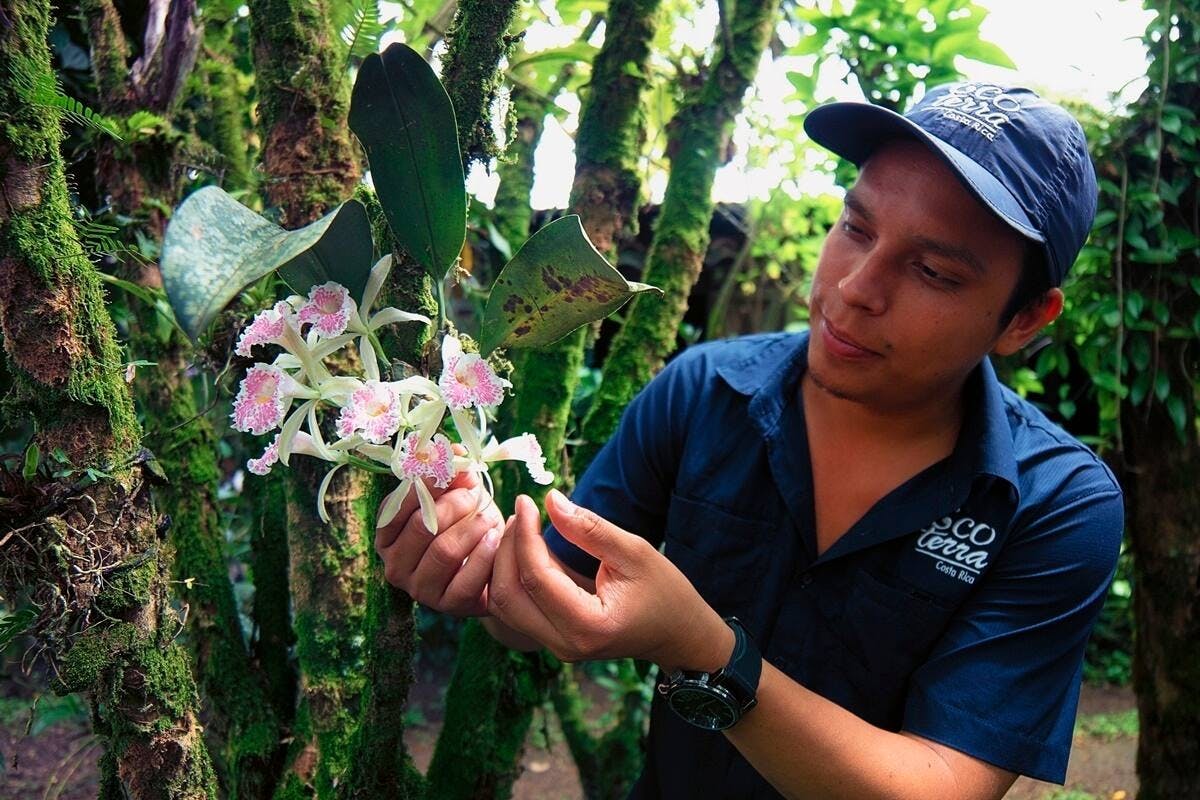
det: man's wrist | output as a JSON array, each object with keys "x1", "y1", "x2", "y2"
[{"x1": 659, "y1": 609, "x2": 736, "y2": 675}]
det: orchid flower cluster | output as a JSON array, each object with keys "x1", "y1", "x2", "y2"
[{"x1": 230, "y1": 254, "x2": 552, "y2": 533}]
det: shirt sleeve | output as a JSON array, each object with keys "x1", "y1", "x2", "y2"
[
  {"x1": 545, "y1": 347, "x2": 703, "y2": 578},
  {"x1": 901, "y1": 486, "x2": 1124, "y2": 783}
]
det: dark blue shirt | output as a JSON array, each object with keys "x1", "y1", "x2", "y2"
[{"x1": 546, "y1": 332, "x2": 1124, "y2": 798}]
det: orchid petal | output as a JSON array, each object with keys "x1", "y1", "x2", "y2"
[
  {"x1": 376, "y1": 477, "x2": 412, "y2": 530},
  {"x1": 278, "y1": 399, "x2": 317, "y2": 466},
  {"x1": 317, "y1": 463, "x2": 346, "y2": 524},
  {"x1": 355, "y1": 443, "x2": 394, "y2": 463},
  {"x1": 450, "y1": 405, "x2": 483, "y2": 459},
  {"x1": 368, "y1": 307, "x2": 432, "y2": 331},
  {"x1": 360, "y1": 335, "x2": 380, "y2": 382},
  {"x1": 441, "y1": 333, "x2": 463, "y2": 370},
  {"x1": 312, "y1": 334, "x2": 357, "y2": 360},
  {"x1": 361, "y1": 254, "x2": 392, "y2": 314},
  {"x1": 413, "y1": 476, "x2": 439, "y2": 535}
]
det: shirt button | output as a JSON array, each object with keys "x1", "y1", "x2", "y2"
[{"x1": 798, "y1": 572, "x2": 813, "y2": 588}]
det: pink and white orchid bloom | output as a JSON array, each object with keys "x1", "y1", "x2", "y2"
[
  {"x1": 298, "y1": 282, "x2": 357, "y2": 338},
  {"x1": 482, "y1": 433, "x2": 554, "y2": 485},
  {"x1": 247, "y1": 430, "x2": 336, "y2": 476},
  {"x1": 335, "y1": 380, "x2": 404, "y2": 444},
  {"x1": 231, "y1": 365, "x2": 318, "y2": 435},
  {"x1": 247, "y1": 434, "x2": 281, "y2": 475},
  {"x1": 376, "y1": 431, "x2": 457, "y2": 533},
  {"x1": 236, "y1": 301, "x2": 292, "y2": 357},
  {"x1": 438, "y1": 334, "x2": 509, "y2": 410}
]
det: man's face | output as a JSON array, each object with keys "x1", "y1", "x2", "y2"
[{"x1": 807, "y1": 140, "x2": 1034, "y2": 411}]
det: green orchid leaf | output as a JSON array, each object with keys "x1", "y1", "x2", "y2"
[
  {"x1": 161, "y1": 186, "x2": 373, "y2": 340},
  {"x1": 480, "y1": 215, "x2": 662, "y2": 354},
  {"x1": 349, "y1": 42, "x2": 466, "y2": 282}
]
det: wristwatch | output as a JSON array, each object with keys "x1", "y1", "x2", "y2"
[{"x1": 656, "y1": 616, "x2": 761, "y2": 730}]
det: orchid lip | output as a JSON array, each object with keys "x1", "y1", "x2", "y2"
[{"x1": 823, "y1": 318, "x2": 880, "y2": 356}]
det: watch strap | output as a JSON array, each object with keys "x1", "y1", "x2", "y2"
[{"x1": 721, "y1": 616, "x2": 761, "y2": 708}]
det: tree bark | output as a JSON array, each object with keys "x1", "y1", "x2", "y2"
[
  {"x1": 248, "y1": 1, "x2": 373, "y2": 794},
  {"x1": 0, "y1": 1, "x2": 215, "y2": 795},
  {"x1": 439, "y1": 0, "x2": 522, "y2": 171},
  {"x1": 1125, "y1": 400, "x2": 1200, "y2": 799},
  {"x1": 337, "y1": 189, "x2": 430, "y2": 800},
  {"x1": 1119, "y1": 5, "x2": 1200, "y2": 794},
  {"x1": 249, "y1": 0, "x2": 360, "y2": 228},
  {"x1": 576, "y1": 0, "x2": 781, "y2": 474},
  {"x1": 80, "y1": 4, "x2": 282, "y2": 791}
]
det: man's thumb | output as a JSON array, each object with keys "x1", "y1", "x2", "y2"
[{"x1": 545, "y1": 489, "x2": 638, "y2": 573}]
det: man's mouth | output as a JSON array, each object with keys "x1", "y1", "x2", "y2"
[{"x1": 820, "y1": 318, "x2": 881, "y2": 358}]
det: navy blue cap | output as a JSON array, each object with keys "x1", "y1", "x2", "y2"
[{"x1": 804, "y1": 82, "x2": 1098, "y2": 286}]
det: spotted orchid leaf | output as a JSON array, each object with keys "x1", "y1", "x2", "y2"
[
  {"x1": 161, "y1": 186, "x2": 373, "y2": 340},
  {"x1": 349, "y1": 42, "x2": 466, "y2": 282},
  {"x1": 479, "y1": 215, "x2": 662, "y2": 354}
]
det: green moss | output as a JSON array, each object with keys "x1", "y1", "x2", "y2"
[
  {"x1": 426, "y1": 621, "x2": 558, "y2": 799},
  {"x1": 59, "y1": 623, "x2": 138, "y2": 693},
  {"x1": 96, "y1": 558, "x2": 157, "y2": 612},
  {"x1": 439, "y1": 0, "x2": 522, "y2": 168},
  {"x1": 248, "y1": 472, "x2": 297, "y2": 725}
]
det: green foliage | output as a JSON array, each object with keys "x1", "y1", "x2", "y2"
[
  {"x1": 1076, "y1": 709, "x2": 1140, "y2": 740},
  {"x1": 786, "y1": 0, "x2": 1011, "y2": 111},
  {"x1": 1040, "y1": 7, "x2": 1199, "y2": 446},
  {"x1": 336, "y1": 0, "x2": 387, "y2": 61},
  {"x1": 481, "y1": 215, "x2": 661, "y2": 353},
  {"x1": 160, "y1": 187, "x2": 373, "y2": 338},
  {"x1": 25, "y1": 70, "x2": 122, "y2": 139},
  {"x1": 349, "y1": 43, "x2": 467, "y2": 283}
]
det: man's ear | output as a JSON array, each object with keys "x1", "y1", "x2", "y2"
[{"x1": 992, "y1": 288, "x2": 1064, "y2": 356}]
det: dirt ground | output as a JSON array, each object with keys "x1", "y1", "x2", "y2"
[{"x1": 1, "y1": 679, "x2": 1137, "y2": 799}]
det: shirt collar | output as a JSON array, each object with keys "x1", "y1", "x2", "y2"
[{"x1": 715, "y1": 331, "x2": 1019, "y2": 501}]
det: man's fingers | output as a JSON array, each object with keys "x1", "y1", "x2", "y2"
[
  {"x1": 439, "y1": 524, "x2": 503, "y2": 616},
  {"x1": 380, "y1": 488, "x2": 493, "y2": 587},
  {"x1": 488, "y1": 514, "x2": 562, "y2": 648},
  {"x1": 512, "y1": 494, "x2": 602, "y2": 627},
  {"x1": 544, "y1": 489, "x2": 645, "y2": 575},
  {"x1": 409, "y1": 501, "x2": 502, "y2": 605}
]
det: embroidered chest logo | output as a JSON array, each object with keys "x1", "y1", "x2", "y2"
[
  {"x1": 926, "y1": 82, "x2": 1025, "y2": 142},
  {"x1": 914, "y1": 514, "x2": 997, "y2": 585}
]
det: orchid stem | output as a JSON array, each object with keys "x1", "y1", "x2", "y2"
[{"x1": 345, "y1": 454, "x2": 394, "y2": 475}]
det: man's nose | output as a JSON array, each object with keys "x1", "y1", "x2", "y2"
[{"x1": 837, "y1": 251, "x2": 890, "y2": 315}]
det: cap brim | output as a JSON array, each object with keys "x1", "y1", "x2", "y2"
[{"x1": 804, "y1": 102, "x2": 1045, "y2": 244}]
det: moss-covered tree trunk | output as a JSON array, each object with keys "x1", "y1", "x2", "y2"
[
  {"x1": 1120, "y1": 7, "x2": 1200, "y2": 793},
  {"x1": 340, "y1": 188, "x2": 432, "y2": 800},
  {"x1": 576, "y1": 0, "x2": 780, "y2": 473},
  {"x1": 1125, "y1": 400, "x2": 1200, "y2": 799},
  {"x1": 249, "y1": 0, "x2": 360, "y2": 228},
  {"x1": 81, "y1": 3, "x2": 282, "y2": 793},
  {"x1": 80, "y1": 0, "x2": 201, "y2": 237},
  {"x1": 439, "y1": 0, "x2": 522, "y2": 171},
  {"x1": 0, "y1": 3, "x2": 215, "y2": 796},
  {"x1": 248, "y1": 1, "x2": 371, "y2": 796}
]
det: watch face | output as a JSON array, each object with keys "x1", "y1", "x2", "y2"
[{"x1": 667, "y1": 684, "x2": 738, "y2": 731}]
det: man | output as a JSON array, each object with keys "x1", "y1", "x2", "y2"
[{"x1": 376, "y1": 82, "x2": 1124, "y2": 799}]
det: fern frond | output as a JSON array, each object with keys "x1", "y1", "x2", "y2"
[
  {"x1": 340, "y1": 0, "x2": 386, "y2": 60},
  {"x1": 27, "y1": 73, "x2": 123, "y2": 141}
]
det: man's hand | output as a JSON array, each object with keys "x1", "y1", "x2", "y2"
[
  {"x1": 375, "y1": 468, "x2": 504, "y2": 616},
  {"x1": 488, "y1": 489, "x2": 733, "y2": 673}
]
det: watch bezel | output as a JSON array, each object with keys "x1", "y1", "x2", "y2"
[{"x1": 661, "y1": 670, "x2": 743, "y2": 731}]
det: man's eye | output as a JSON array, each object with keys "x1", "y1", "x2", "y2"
[
  {"x1": 915, "y1": 263, "x2": 959, "y2": 287},
  {"x1": 841, "y1": 221, "x2": 865, "y2": 236}
]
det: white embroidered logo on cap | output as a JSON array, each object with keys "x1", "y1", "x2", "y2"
[{"x1": 926, "y1": 83, "x2": 1024, "y2": 142}]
